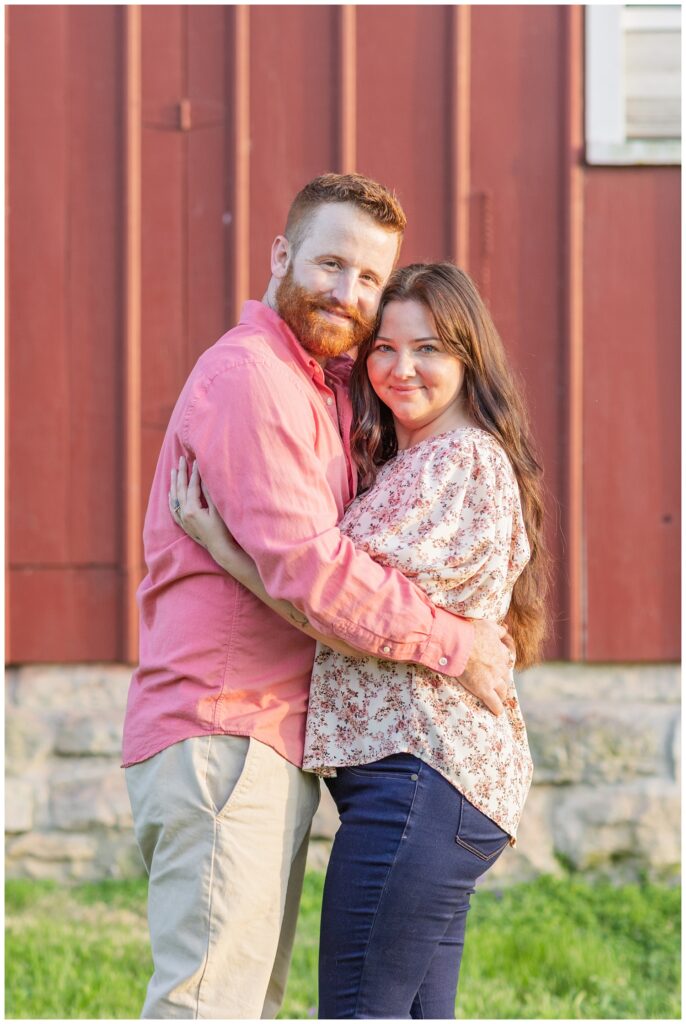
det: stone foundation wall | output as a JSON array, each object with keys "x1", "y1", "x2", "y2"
[{"x1": 5, "y1": 663, "x2": 680, "y2": 885}]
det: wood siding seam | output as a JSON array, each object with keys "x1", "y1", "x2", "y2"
[
  {"x1": 450, "y1": 5, "x2": 471, "y2": 266},
  {"x1": 562, "y1": 5, "x2": 586, "y2": 660},
  {"x1": 232, "y1": 5, "x2": 250, "y2": 321},
  {"x1": 183, "y1": 6, "x2": 190, "y2": 388},
  {"x1": 5, "y1": 10, "x2": 11, "y2": 658},
  {"x1": 339, "y1": 5, "x2": 357, "y2": 173},
  {"x1": 124, "y1": 5, "x2": 143, "y2": 663},
  {"x1": 64, "y1": 10, "x2": 73, "y2": 572}
]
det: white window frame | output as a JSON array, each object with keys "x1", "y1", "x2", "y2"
[{"x1": 585, "y1": 5, "x2": 681, "y2": 166}]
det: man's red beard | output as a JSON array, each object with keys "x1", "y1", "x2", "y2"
[{"x1": 275, "y1": 267, "x2": 375, "y2": 359}]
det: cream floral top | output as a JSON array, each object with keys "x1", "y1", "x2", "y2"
[{"x1": 302, "y1": 426, "x2": 533, "y2": 839}]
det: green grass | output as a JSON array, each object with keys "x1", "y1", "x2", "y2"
[
  {"x1": 455, "y1": 876, "x2": 680, "y2": 1019},
  {"x1": 5, "y1": 873, "x2": 680, "y2": 1019}
]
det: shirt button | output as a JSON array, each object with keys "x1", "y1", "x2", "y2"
[
  {"x1": 382, "y1": 645, "x2": 391, "y2": 654},
  {"x1": 410, "y1": 773, "x2": 419, "y2": 781},
  {"x1": 326, "y1": 396, "x2": 334, "y2": 406},
  {"x1": 439, "y1": 656, "x2": 448, "y2": 666}
]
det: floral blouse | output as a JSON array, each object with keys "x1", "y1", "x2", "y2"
[{"x1": 302, "y1": 426, "x2": 534, "y2": 839}]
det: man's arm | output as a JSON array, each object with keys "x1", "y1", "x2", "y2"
[
  {"x1": 172, "y1": 456, "x2": 513, "y2": 715},
  {"x1": 170, "y1": 460, "x2": 373, "y2": 656},
  {"x1": 185, "y1": 357, "x2": 512, "y2": 702}
]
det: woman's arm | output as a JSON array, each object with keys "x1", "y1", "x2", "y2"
[{"x1": 169, "y1": 457, "x2": 363, "y2": 658}]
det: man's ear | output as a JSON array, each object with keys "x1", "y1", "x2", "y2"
[{"x1": 270, "y1": 235, "x2": 291, "y2": 280}]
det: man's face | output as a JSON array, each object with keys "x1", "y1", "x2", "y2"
[{"x1": 274, "y1": 203, "x2": 400, "y2": 359}]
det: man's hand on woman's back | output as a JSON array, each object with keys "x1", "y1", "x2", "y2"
[{"x1": 458, "y1": 620, "x2": 515, "y2": 716}]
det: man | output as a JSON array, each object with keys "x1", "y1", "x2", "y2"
[{"x1": 123, "y1": 173, "x2": 513, "y2": 1019}]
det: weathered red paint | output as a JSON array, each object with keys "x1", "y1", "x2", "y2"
[
  {"x1": 6, "y1": 5, "x2": 680, "y2": 664},
  {"x1": 469, "y1": 6, "x2": 572, "y2": 659},
  {"x1": 583, "y1": 168, "x2": 681, "y2": 660},
  {"x1": 8, "y1": 6, "x2": 124, "y2": 661},
  {"x1": 248, "y1": 6, "x2": 340, "y2": 294},
  {"x1": 356, "y1": 5, "x2": 456, "y2": 262}
]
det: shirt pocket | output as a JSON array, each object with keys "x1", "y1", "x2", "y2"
[{"x1": 455, "y1": 793, "x2": 510, "y2": 862}]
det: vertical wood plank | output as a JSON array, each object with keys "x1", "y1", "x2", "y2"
[
  {"x1": 8, "y1": 5, "x2": 125, "y2": 661},
  {"x1": 139, "y1": 7, "x2": 186, "y2": 528},
  {"x1": 8, "y1": 5, "x2": 69, "y2": 568},
  {"x1": 338, "y1": 5, "x2": 357, "y2": 173},
  {"x1": 248, "y1": 6, "x2": 338, "y2": 293},
  {"x1": 469, "y1": 6, "x2": 568, "y2": 658},
  {"x1": 66, "y1": 7, "x2": 124, "y2": 568},
  {"x1": 449, "y1": 4, "x2": 471, "y2": 266},
  {"x1": 125, "y1": 4, "x2": 143, "y2": 662},
  {"x1": 356, "y1": 5, "x2": 453, "y2": 261},
  {"x1": 561, "y1": 5, "x2": 586, "y2": 659},
  {"x1": 583, "y1": 169, "x2": 680, "y2": 661},
  {"x1": 187, "y1": 5, "x2": 230, "y2": 360},
  {"x1": 229, "y1": 5, "x2": 251, "y2": 320}
]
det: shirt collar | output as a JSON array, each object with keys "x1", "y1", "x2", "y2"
[{"x1": 239, "y1": 300, "x2": 354, "y2": 386}]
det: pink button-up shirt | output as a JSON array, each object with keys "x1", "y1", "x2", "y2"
[{"x1": 122, "y1": 301, "x2": 475, "y2": 768}]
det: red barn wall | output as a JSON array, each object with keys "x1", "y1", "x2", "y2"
[{"x1": 7, "y1": 5, "x2": 680, "y2": 664}]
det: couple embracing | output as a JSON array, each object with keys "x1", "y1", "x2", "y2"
[{"x1": 123, "y1": 173, "x2": 547, "y2": 1020}]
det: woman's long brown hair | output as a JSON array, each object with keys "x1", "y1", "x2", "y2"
[{"x1": 350, "y1": 262, "x2": 549, "y2": 668}]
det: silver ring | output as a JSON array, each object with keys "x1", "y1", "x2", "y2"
[{"x1": 172, "y1": 500, "x2": 181, "y2": 514}]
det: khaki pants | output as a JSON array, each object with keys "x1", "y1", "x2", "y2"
[{"x1": 125, "y1": 735, "x2": 320, "y2": 1019}]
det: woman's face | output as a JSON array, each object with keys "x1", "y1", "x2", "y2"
[{"x1": 366, "y1": 299, "x2": 466, "y2": 440}]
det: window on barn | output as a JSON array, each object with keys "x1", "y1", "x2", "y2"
[{"x1": 585, "y1": 5, "x2": 681, "y2": 165}]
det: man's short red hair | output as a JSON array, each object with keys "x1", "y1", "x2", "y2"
[{"x1": 284, "y1": 173, "x2": 407, "y2": 252}]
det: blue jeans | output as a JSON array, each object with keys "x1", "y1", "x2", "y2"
[{"x1": 318, "y1": 754, "x2": 510, "y2": 1019}]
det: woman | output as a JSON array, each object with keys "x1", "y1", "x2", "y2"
[{"x1": 170, "y1": 263, "x2": 547, "y2": 1019}]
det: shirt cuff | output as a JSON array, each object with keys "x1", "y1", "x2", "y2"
[
  {"x1": 421, "y1": 608, "x2": 475, "y2": 677},
  {"x1": 331, "y1": 608, "x2": 475, "y2": 678}
]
